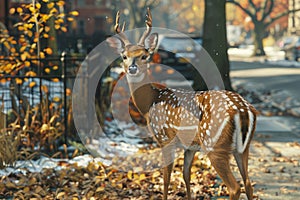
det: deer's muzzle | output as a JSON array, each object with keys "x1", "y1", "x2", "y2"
[{"x1": 128, "y1": 64, "x2": 139, "y2": 75}]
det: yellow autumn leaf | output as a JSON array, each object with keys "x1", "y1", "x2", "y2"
[
  {"x1": 139, "y1": 173, "x2": 147, "y2": 181},
  {"x1": 25, "y1": 71, "x2": 37, "y2": 76},
  {"x1": 18, "y1": 26, "x2": 24, "y2": 31},
  {"x1": 56, "y1": 1, "x2": 65, "y2": 6},
  {"x1": 47, "y1": 2, "x2": 55, "y2": 9},
  {"x1": 9, "y1": 8, "x2": 15, "y2": 15},
  {"x1": 3, "y1": 41, "x2": 10, "y2": 49},
  {"x1": 53, "y1": 96, "x2": 61, "y2": 102},
  {"x1": 127, "y1": 170, "x2": 133, "y2": 180},
  {"x1": 5, "y1": 63, "x2": 12, "y2": 70},
  {"x1": 35, "y1": 3, "x2": 41, "y2": 9},
  {"x1": 40, "y1": 124, "x2": 49, "y2": 133},
  {"x1": 52, "y1": 78, "x2": 60, "y2": 82},
  {"x1": 25, "y1": 61, "x2": 30, "y2": 67},
  {"x1": 50, "y1": 7, "x2": 58, "y2": 14},
  {"x1": 11, "y1": 40, "x2": 17, "y2": 45},
  {"x1": 0, "y1": 79, "x2": 7, "y2": 84},
  {"x1": 70, "y1": 11, "x2": 79, "y2": 16},
  {"x1": 44, "y1": 47, "x2": 53, "y2": 55},
  {"x1": 44, "y1": 68, "x2": 51, "y2": 74},
  {"x1": 41, "y1": 85, "x2": 48, "y2": 93},
  {"x1": 42, "y1": 0, "x2": 49, "y2": 2},
  {"x1": 96, "y1": 186, "x2": 105, "y2": 192},
  {"x1": 40, "y1": 52, "x2": 45, "y2": 59},
  {"x1": 19, "y1": 36, "x2": 26, "y2": 43},
  {"x1": 29, "y1": 81, "x2": 36, "y2": 88},
  {"x1": 31, "y1": 43, "x2": 36, "y2": 49},
  {"x1": 43, "y1": 33, "x2": 49, "y2": 38},
  {"x1": 133, "y1": 173, "x2": 139, "y2": 180},
  {"x1": 55, "y1": 24, "x2": 60, "y2": 29},
  {"x1": 20, "y1": 45, "x2": 27, "y2": 53},
  {"x1": 27, "y1": 30, "x2": 33, "y2": 37},
  {"x1": 56, "y1": 18, "x2": 64, "y2": 24},
  {"x1": 61, "y1": 27, "x2": 67, "y2": 32},
  {"x1": 45, "y1": 26, "x2": 50, "y2": 32},
  {"x1": 17, "y1": 7, "x2": 23, "y2": 13},
  {"x1": 66, "y1": 88, "x2": 71, "y2": 96},
  {"x1": 10, "y1": 48, "x2": 16, "y2": 53},
  {"x1": 27, "y1": 23, "x2": 34, "y2": 29},
  {"x1": 56, "y1": 192, "x2": 65, "y2": 199},
  {"x1": 67, "y1": 17, "x2": 74, "y2": 22},
  {"x1": 52, "y1": 65, "x2": 58, "y2": 70},
  {"x1": 29, "y1": 6, "x2": 35, "y2": 13},
  {"x1": 21, "y1": 53, "x2": 27, "y2": 61},
  {"x1": 41, "y1": 14, "x2": 50, "y2": 22},
  {"x1": 16, "y1": 78, "x2": 23, "y2": 84},
  {"x1": 23, "y1": 186, "x2": 30, "y2": 193},
  {"x1": 152, "y1": 171, "x2": 161, "y2": 178}
]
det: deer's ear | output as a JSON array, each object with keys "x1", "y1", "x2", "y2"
[
  {"x1": 106, "y1": 36, "x2": 125, "y2": 54},
  {"x1": 146, "y1": 33, "x2": 158, "y2": 54}
]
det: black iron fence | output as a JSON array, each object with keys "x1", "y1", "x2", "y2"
[{"x1": 0, "y1": 54, "x2": 86, "y2": 143}]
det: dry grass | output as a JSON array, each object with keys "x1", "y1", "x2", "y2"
[{"x1": 0, "y1": 95, "x2": 65, "y2": 169}]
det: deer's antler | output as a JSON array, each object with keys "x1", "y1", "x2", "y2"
[
  {"x1": 138, "y1": 8, "x2": 152, "y2": 46},
  {"x1": 114, "y1": 11, "x2": 130, "y2": 46}
]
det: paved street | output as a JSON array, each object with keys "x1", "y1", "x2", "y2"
[{"x1": 230, "y1": 60, "x2": 300, "y2": 200}]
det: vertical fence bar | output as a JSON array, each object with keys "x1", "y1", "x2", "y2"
[{"x1": 61, "y1": 51, "x2": 68, "y2": 144}]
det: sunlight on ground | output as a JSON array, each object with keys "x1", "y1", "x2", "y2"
[{"x1": 231, "y1": 68, "x2": 300, "y2": 77}]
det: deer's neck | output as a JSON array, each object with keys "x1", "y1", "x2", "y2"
[{"x1": 126, "y1": 73, "x2": 160, "y2": 116}]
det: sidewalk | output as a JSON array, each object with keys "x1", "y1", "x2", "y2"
[
  {"x1": 230, "y1": 58, "x2": 300, "y2": 199},
  {"x1": 248, "y1": 116, "x2": 300, "y2": 200}
]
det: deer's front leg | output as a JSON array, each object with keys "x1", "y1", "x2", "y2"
[
  {"x1": 183, "y1": 149, "x2": 196, "y2": 200},
  {"x1": 162, "y1": 143, "x2": 175, "y2": 200},
  {"x1": 163, "y1": 162, "x2": 174, "y2": 200}
]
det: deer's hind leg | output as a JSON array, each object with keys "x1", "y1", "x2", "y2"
[
  {"x1": 183, "y1": 149, "x2": 196, "y2": 200},
  {"x1": 233, "y1": 147, "x2": 253, "y2": 200},
  {"x1": 208, "y1": 150, "x2": 241, "y2": 200}
]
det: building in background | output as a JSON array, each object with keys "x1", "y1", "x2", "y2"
[
  {"x1": 288, "y1": 0, "x2": 300, "y2": 35},
  {"x1": 0, "y1": 0, "x2": 113, "y2": 54}
]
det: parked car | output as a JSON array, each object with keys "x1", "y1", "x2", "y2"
[
  {"x1": 151, "y1": 34, "x2": 203, "y2": 89},
  {"x1": 281, "y1": 36, "x2": 300, "y2": 61}
]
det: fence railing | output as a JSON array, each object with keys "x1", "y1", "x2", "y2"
[{"x1": 0, "y1": 54, "x2": 86, "y2": 143}]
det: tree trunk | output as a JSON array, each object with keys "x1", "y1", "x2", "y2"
[
  {"x1": 253, "y1": 21, "x2": 266, "y2": 56},
  {"x1": 202, "y1": 0, "x2": 232, "y2": 90}
]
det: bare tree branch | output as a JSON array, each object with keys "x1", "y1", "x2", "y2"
[
  {"x1": 262, "y1": 0, "x2": 274, "y2": 21},
  {"x1": 227, "y1": 0, "x2": 256, "y2": 20},
  {"x1": 248, "y1": 0, "x2": 259, "y2": 12},
  {"x1": 265, "y1": 8, "x2": 300, "y2": 28},
  {"x1": 168, "y1": 2, "x2": 194, "y2": 21}
]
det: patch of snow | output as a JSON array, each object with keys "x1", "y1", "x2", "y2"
[
  {"x1": 267, "y1": 60, "x2": 300, "y2": 68},
  {"x1": 163, "y1": 79, "x2": 193, "y2": 88},
  {"x1": 228, "y1": 46, "x2": 253, "y2": 57},
  {"x1": 0, "y1": 154, "x2": 106, "y2": 176},
  {"x1": 82, "y1": 119, "x2": 151, "y2": 167},
  {"x1": 0, "y1": 118, "x2": 150, "y2": 175}
]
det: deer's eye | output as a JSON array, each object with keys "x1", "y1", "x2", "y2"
[
  {"x1": 122, "y1": 55, "x2": 127, "y2": 60},
  {"x1": 141, "y1": 55, "x2": 148, "y2": 60}
]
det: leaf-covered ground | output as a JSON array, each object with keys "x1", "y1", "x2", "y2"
[{"x1": 0, "y1": 153, "x2": 234, "y2": 199}]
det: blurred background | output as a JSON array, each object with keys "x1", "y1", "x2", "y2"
[
  {"x1": 1, "y1": 0, "x2": 299, "y2": 55},
  {"x1": 0, "y1": 1, "x2": 300, "y2": 199}
]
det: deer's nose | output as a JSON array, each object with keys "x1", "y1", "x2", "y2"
[{"x1": 128, "y1": 65, "x2": 138, "y2": 75}]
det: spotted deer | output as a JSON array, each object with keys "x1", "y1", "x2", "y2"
[{"x1": 106, "y1": 8, "x2": 257, "y2": 200}]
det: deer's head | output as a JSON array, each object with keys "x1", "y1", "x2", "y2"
[{"x1": 107, "y1": 8, "x2": 158, "y2": 78}]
